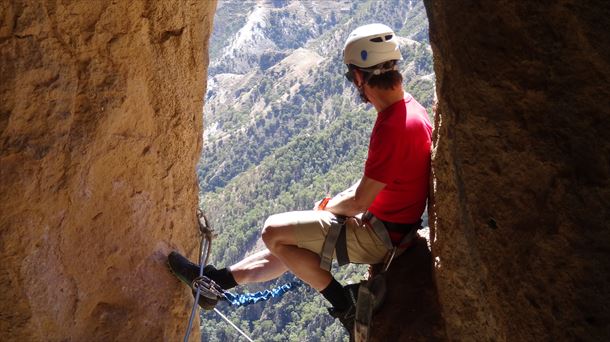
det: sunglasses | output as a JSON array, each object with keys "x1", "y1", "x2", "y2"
[{"x1": 344, "y1": 69, "x2": 354, "y2": 83}]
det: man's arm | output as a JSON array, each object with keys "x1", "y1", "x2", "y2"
[{"x1": 323, "y1": 175, "x2": 386, "y2": 217}]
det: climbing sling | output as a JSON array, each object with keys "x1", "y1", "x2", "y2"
[{"x1": 318, "y1": 211, "x2": 422, "y2": 342}]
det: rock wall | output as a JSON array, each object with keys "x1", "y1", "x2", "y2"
[
  {"x1": 0, "y1": 1, "x2": 216, "y2": 341},
  {"x1": 4, "y1": 0, "x2": 609, "y2": 341},
  {"x1": 371, "y1": 236, "x2": 446, "y2": 341},
  {"x1": 425, "y1": 0, "x2": 610, "y2": 340}
]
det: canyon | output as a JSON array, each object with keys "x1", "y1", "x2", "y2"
[{"x1": 1, "y1": 0, "x2": 608, "y2": 340}]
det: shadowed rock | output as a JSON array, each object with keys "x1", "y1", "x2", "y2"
[{"x1": 425, "y1": 0, "x2": 610, "y2": 340}]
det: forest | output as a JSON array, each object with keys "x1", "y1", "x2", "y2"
[{"x1": 196, "y1": 0, "x2": 434, "y2": 340}]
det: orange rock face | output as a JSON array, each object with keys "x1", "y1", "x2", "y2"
[
  {"x1": 0, "y1": 1, "x2": 216, "y2": 340},
  {"x1": 426, "y1": 0, "x2": 610, "y2": 340}
]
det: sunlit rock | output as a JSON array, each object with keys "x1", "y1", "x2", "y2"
[{"x1": 0, "y1": 1, "x2": 216, "y2": 340}]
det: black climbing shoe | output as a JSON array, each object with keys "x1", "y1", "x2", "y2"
[
  {"x1": 167, "y1": 251, "x2": 222, "y2": 310},
  {"x1": 328, "y1": 283, "x2": 360, "y2": 341}
]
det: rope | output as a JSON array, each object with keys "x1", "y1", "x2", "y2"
[
  {"x1": 183, "y1": 210, "x2": 255, "y2": 342},
  {"x1": 223, "y1": 281, "x2": 302, "y2": 306},
  {"x1": 183, "y1": 212, "x2": 211, "y2": 342},
  {"x1": 181, "y1": 210, "x2": 300, "y2": 340},
  {"x1": 213, "y1": 308, "x2": 254, "y2": 342}
]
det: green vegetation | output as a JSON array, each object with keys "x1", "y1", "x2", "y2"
[
  {"x1": 203, "y1": 105, "x2": 373, "y2": 265},
  {"x1": 208, "y1": 1, "x2": 255, "y2": 60},
  {"x1": 196, "y1": 1, "x2": 433, "y2": 341},
  {"x1": 399, "y1": 1, "x2": 431, "y2": 43}
]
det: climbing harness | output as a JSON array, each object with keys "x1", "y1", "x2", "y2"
[
  {"x1": 319, "y1": 211, "x2": 420, "y2": 271},
  {"x1": 319, "y1": 215, "x2": 347, "y2": 270},
  {"x1": 318, "y1": 211, "x2": 422, "y2": 342}
]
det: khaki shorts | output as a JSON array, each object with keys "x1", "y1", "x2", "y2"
[{"x1": 267, "y1": 210, "x2": 389, "y2": 265}]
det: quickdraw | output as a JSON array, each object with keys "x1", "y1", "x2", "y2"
[
  {"x1": 183, "y1": 209, "x2": 214, "y2": 342},
  {"x1": 181, "y1": 210, "x2": 300, "y2": 341},
  {"x1": 183, "y1": 210, "x2": 254, "y2": 342},
  {"x1": 191, "y1": 275, "x2": 225, "y2": 301}
]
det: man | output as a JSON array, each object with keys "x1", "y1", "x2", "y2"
[{"x1": 168, "y1": 23, "x2": 432, "y2": 338}]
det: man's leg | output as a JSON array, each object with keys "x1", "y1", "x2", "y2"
[
  {"x1": 168, "y1": 214, "x2": 322, "y2": 291},
  {"x1": 229, "y1": 249, "x2": 288, "y2": 285},
  {"x1": 260, "y1": 213, "x2": 355, "y2": 314},
  {"x1": 261, "y1": 215, "x2": 332, "y2": 290}
]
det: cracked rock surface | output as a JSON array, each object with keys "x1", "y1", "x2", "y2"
[{"x1": 0, "y1": 1, "x2": 216, "y2": 340}]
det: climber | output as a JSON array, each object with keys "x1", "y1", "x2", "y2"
[{"x1": 168, "y1": 23, "x2": 432, "y2": 339}]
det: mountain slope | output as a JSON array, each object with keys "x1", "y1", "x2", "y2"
[{"x1": 197, "y1": 1, "x2": 434, "y2": 340}]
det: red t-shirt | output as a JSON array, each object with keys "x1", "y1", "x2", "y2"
[{"x1": 364, "y1": 93, "x2": 432, "y2": 223}]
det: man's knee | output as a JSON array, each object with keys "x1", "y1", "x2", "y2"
[
  {"x1": 261, "y1": 215, "x2": 281, "y2": 249},
  {"x1": 261, "y1": 214, "x2": 294, "y2": 250}
]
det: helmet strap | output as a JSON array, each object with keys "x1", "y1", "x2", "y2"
[
  {"x1": 356, "y1": 82, "x2": 370, "y2": 103},
  {"x1": 347, "y1": 61, "x2": 398, "y2": 103},
  {"x1": 349, "y1": 68, "x2": 370, "y2": 103}
]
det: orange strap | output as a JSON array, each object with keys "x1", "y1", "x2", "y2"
[{"x1": 317, "y1": 197, "x2": 331, "y2": 210}]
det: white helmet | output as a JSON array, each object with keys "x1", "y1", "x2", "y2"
[{"x1": 343, "y1": 23, "x2": 402, "y2": 68}]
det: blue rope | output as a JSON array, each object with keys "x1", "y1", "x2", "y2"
[{"x1": 223, "y1": 281, "x2": 302, "y2": 307}]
